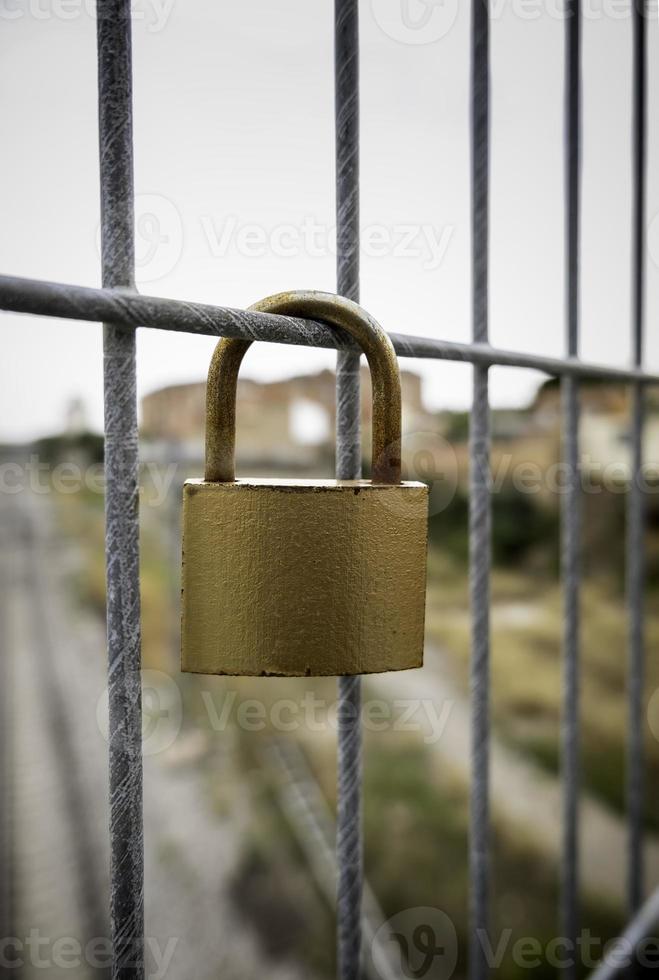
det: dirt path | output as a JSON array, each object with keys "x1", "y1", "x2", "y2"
[
  {"x1": 371, "y1": 648, "x2": 659, "y2": 907},
  {"x1": 3, "y1": 488, "x2": 313, "y2": 980}
]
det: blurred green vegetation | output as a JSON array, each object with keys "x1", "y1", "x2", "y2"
[
  {"x1": 426, "y1": 475, "x2": 659, "y2": 830},
  {"x1": 50, "y1": 445, "x2": 659, "y2": 979},
  {"x1": 361, "y1": 740, "x2": 622, "y2": 980},
  {"x1": 211, "y1": 713, "x2": 623, "y2": 980},
  {"x1": 81, "y1": 464, "x2": 656, "y2": 832},
  {"x1": 33, "y1": 430, "x2": 104, "y2": 465}
]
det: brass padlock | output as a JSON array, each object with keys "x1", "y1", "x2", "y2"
[{"x1": 181, "y1": 290, "x2": 428, "y2": 676}]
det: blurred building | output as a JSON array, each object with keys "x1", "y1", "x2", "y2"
[
  {"x1": 141, "y1": 373, "x2": 659, "y2": 481},
  {"x1": 141, "y1": 367, "x2": 436, "y2": 472},
  {"x1": 530, "y1": 379, "x2": 659, "y2": 477}
]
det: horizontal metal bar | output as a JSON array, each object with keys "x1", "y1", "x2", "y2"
[
  {"x1": 588, "y1": 884, "x2": 659, "y2": 980},
  {"x1": 1, "y1": 273, "x2": 658, "y2": 384}
]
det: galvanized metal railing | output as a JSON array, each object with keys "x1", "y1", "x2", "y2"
[
  {"x1": 97, "y1": 5, "x2": 144, "y2": 977},
  {"x1": 1, "y1": 1, "x2": 656, "y2": 978}
]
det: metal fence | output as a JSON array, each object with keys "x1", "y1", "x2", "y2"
[{"x1": 1, "y1": 1, "x2": 657, "y2": 978}]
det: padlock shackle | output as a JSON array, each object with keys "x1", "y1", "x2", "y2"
[{"x1": 205, "y1": 290, "x2": 402, "y2": 485}]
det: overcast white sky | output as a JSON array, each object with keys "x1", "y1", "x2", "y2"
[{"x1": 1, "y1": 0, "x2": 658, "y2": 441}]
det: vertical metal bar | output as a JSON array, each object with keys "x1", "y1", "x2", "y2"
[
  {"x1": 335, "y1": 1, "x2": 362, "y2": 978},
  {"x1": 336, "y1": 672, "x2": 362, "y2": 980},
  {"x1": 469, "y1": 371, "x2": 491, "y2": 980},
  {"x1": 471, "y1": 0, "x2": 489, "y2": 351},
  {"x1": 628, "y1": 382, "x2": 646, "y2": 914},
  {"x1": 561, "y1": 4, "x2": 581, "y2": 974},
  {"x1": 561, "y1": 379, "x2": 580, "y2": 965},
  {"x1": 627, "y1": 0, "x2": 647, "y2": 917},
  {"x1": 470, "y1": 2, "x2": 491, "y2": 978},
  {"x1": 565, "y1": 0, "x2": 581, "y2": 363},
  {"x1": 0, "y1": 523, "x2": 13, "y2": 970},
  {"x1": 631, "y1": 0, "x2": 646, "y2": 376},
  {"x1": 96, "y1": 2, "x2": 144, "y2": 977},
  {"x1": 335, "y1": 0, "x2": 360, "y2": 307}
]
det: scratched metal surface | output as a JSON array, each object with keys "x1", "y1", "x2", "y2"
[
  {"x1": 334, "y1": 2, "x2": 364, "y2": 978},
  {"x1": 97, "y1": 1, "x2": 144, "y2": 977},
  {"x1": 560, "y1": 5, "x2": 581, "y2": 977},
  {"x1": 627, "y1": 0, "x2": 648, "y2": 923},
  {"x1": 2, "y1": 273, "x2": 658, "y2": 385},
  {"x1": 468, "y1": 2, "x2": 491, "y2": 978}
]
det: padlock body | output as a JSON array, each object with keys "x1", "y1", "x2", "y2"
[{"x1": 181, "y1": 478, "x2": 428, "y2": 676}]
